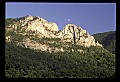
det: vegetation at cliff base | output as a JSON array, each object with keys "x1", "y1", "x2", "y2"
[
  {"x1": 5, "y1": 18, "x2": 115, "y2": 78},
  {"x1": 93, "y1": 31, "x2": 116, "y2": 54},
  {"x1": 5, "y1": 42, "x2": 115, "y2": 78}
]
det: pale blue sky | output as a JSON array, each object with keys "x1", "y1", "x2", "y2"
[{"x1": 6, "y1": 2, "x2": 116, "y2": 34}]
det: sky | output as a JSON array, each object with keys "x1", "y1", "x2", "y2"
[{"x1": 6, "y1": 2, "x2": 116, "y2": 34}]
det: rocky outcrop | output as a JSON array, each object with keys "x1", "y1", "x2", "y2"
[
  {"x1": 44, "y1": 22, "x2": 59, "y2": 32},
  {"x1": 19, "y1": 38, "x2": 64, "y2": 53},
  {"x1": 6, "y1": 15, "x2": 102, "y2": 48},
  {"x1": 7, "y1": 15, "x2": 59, "y2": 38},
  {"x1": 57, "y1": 24, "x2": 102, "y2": 47}
]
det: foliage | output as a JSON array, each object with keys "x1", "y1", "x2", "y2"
[
  {"x1": 5, "y1": 18, "x2": 19, "y2": 26},
  {"x1": 29, "y1": 36, "x2": 62, "y2": 48},
  {"x1": 6, "y1": 29, "x2": 24, "y2": 43},
  {"x1": 93, "y1": 31, "x2": 116, "y2": 54},
  {"x1": 5, "y1": 42, "x2": 115, "y2": 78},
  {"x1": 5, "y1": 18, "x2": 115, "y2": 78}
]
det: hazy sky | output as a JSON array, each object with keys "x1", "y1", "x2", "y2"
[{"x1": 6, "y1": 2, "x2": 116, "y2": 34}]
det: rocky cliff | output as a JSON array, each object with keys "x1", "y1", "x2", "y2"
[
  {"x1": 7, "y1": 15, "x2": 59, "y2": 38},
  {"x1": 58, "y1": 24, "x2": 102, "y2": 47},
  {"x1": 6, "y1": 15, "x2": 102, "y2": 52}
]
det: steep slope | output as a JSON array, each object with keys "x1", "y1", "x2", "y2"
[
  {"x1": 5, "y1": 15, "x2": 102, "y2": 50},
  {"x1": 58, "y1": 24, "x2": 102, "y2": 47},
  {"x1": 5, "y1": 15, "x2": 115, "y2": 78},
  {"x1": 6, "y1": 15, "x2": 59, "y2": 38},
  {"x1": 93, "y1": 31, "x2": 116, "y2": 54},
  {"x1": 5, "y1": 41, "x2": 115, "y2": 78}
]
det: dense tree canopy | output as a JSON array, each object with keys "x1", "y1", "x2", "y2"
[
  {"x1": 5, "y1": 42, "x2": 115, "y2": 78},
  {"x1": 93, "y1": 31, "x2": 116, "y2": 54}
]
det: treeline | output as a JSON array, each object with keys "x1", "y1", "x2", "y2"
[
  {"x1": 93, "y1": 31, "x2": 116, "y2": 54},
  {"x1": 5, "y1": 42, "x2": 115, "y2": 78}
]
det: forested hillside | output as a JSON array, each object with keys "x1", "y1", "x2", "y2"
[
  {"x1": 5, "y1": 42, "x2": 115, "y2": 78},
  {"x1": 93, "y1": 31, "x2": 116, "y2": 54},
  {"x1": 5, "y1": 17, "x2": 115, "y2": 78}
]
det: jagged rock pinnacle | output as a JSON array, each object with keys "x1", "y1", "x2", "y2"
[{"x1": 6, "y1": 15, "x2": 102, "y2": 47}]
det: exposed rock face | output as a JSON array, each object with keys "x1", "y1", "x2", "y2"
[
  {"x1": 19, "y1": 38, "x2": 64, "y2": 53},
  {"x1": 57, "y1": 24, "x2": 102, "y2": 47},
  {"x1": 7, "y1": 15, "x2": 59, "y2": 38},
  {"x1": 44, "y1": 22, "x2": 59, "y2": 32},
  {"x1": 6, "y1": 15, "x2": 102, "y2": 49}
]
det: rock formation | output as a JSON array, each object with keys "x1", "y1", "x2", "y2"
[
  {"x1": 7, "y1": 15, "x2": 59, "y2": 38},
  {"x1": 6, "y1": 15, "x2": 102, "y2": 50},
  {"x1": 57, "y1": 24, "x2": 102, "y2": 47}
]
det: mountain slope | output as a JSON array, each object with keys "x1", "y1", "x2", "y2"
[
  {"x1": 5, "y1": 15, "x2": 115, "y2": 78},
  {"x1": 5, "y1": 15, "x2": 102, "y2": 48},
  {"x1": 93, "y1": 31, "x2": 116, "y2": 54},
  {"x1": 5, "y1": 42, "x2": 115, "y2": 78}
]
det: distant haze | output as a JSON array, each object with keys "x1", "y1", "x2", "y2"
[{"x1": 6, "y1": 3, "x2": 116, "y2": 34}]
